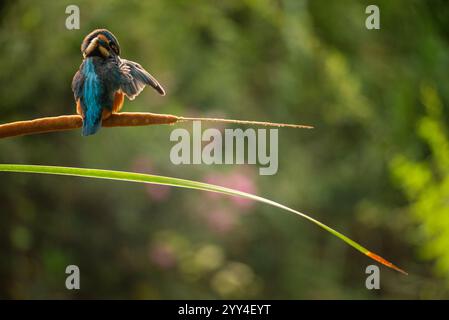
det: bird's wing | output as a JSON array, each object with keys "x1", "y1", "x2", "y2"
[
  {"x1": 72, "y1": 68, "x2": 85, "y2": 102},
  {"x1": 118, "y1": 58, "x2": 165, "y2": 100}
]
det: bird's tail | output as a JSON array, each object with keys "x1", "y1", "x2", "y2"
[{"x1": 82, "y1": 107, "x2": 102, "y2": 136}]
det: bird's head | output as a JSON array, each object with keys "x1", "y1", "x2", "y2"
[{"x1": 81, "y1": 29, "x2": 120, "y2": 59}]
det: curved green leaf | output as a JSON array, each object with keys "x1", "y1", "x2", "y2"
[{"x1": 0, "y1": 164, "x2": 407, "y2": 274}]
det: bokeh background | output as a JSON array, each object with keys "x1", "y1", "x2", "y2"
[{"x1": 1, "y1": 0, "x2": 449, "y2": 299}]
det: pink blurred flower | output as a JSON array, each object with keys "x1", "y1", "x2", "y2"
[
  {"x1": 227, "y1": 171, "x2": 257, "y2": 210},
  {"x1": 204, "y1": 173, "x2": 224, "y2": 200},
  {"x1": 149, "y1": 243, "x2": 176, "y2": 269},
  {"x1": 203, "y1": 168, "x2": 257, "y2": 211},
  {"x1": 131, "y1": 157, "x2": 171, "y2": 202},
  {"x1": 207, "y1": 209, "x2": 237, "y2": 235},
  {"x1": 145, "y1": 185, "x2": 171, "y2": 201},
  {"x1": 131, "y1": 156, "x2": 153, "y2": 173}
]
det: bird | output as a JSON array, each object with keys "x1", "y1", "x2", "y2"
[{"x1": 72, "y1": 29, "x2": 165, "y2": 136}]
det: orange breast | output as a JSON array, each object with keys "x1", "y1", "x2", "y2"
[
  {"x1": 112, "y1": 91, "x2": 125, "y2": 113},
  {"x1": 76, "y1": 99, "x2": 84, "y2": 117}
]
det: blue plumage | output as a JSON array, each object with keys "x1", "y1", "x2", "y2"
[
  {"x1": 81, "y1": 59, "x2": 102, "y2": 136},
  {"x1": 72, "y1": 29, "x2": 166, "y2": 136}
]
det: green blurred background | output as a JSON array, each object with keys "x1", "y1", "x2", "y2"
[{"x1": 1, "y1": 0, "x2": 449, "y2": 299}]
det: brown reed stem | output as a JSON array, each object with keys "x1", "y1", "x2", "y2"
[
  {"x1": 178, "y1": 116, "x2": 314, "y2": 129},
  {"x1": 0, "y1": 112, "x2": 313, "y2": 139}
]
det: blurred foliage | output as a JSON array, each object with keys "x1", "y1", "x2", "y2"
[
  {"x1": 391, "y1": 85, "x2": 449, "y2": 287},
  {"x1": 1, "y1": 0, "x2": 449, "y2": 299}
]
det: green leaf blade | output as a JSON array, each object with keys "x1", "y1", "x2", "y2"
[{"x1": 0, "y1": 163, "x2": 406, "y2": 275}]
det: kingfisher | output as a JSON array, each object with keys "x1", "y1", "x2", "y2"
[{"x1": 72, "y1": 29, "x2": 165, "y2": 136}]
